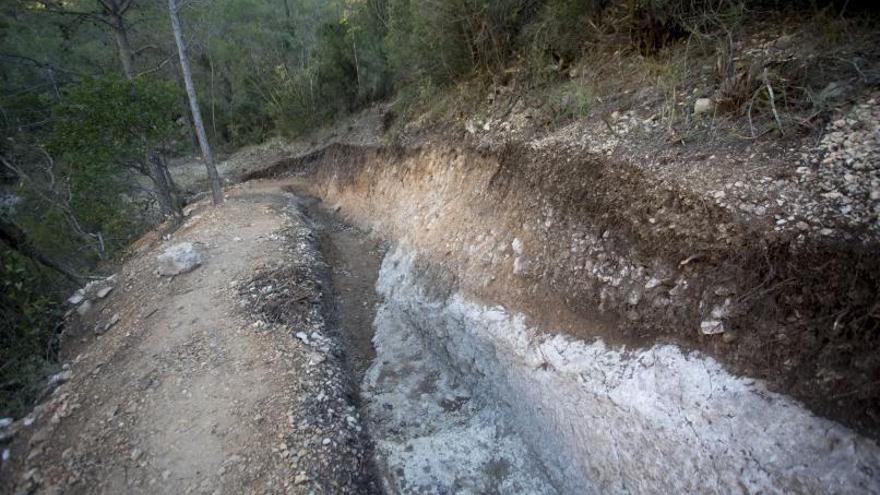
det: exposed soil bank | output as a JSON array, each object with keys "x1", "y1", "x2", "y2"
[
  {"x1": 249, "y1": 142, "x2": 880, "y2": 492},
  {"x1": 375, "y1": 245, "x2": 879, "y2": 494}
]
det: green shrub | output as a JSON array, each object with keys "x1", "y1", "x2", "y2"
[
  {"x1": 0, "y1": 248, "x2": 63, "y2": 419},
  {"x1": 48, "y1": 76, "x2": 179, "y2": 253},
  {"x1": 521, "y1": 0, "x2": 606, "y2": 78},
  {"x1": 386, "y1": 0, "x2": 540, "y2": 86}
]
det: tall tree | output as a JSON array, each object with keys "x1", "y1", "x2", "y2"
[
  {"x1": 34, "y1": 0, "x2": 139, "y2": 79},
  {"x1": 168, "y1": 0, "x2": 223, "y2": 205}
]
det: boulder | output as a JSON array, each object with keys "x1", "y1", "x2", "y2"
[{"x1": 157, "y1": 242, "x2": 202, "y2": 276}]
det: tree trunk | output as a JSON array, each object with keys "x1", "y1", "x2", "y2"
[
  {"x1": 170, "y1": 61, "x2": 200, "y2": 153},
  {"x1": 146, "y1": 152, "x2": 182, "y2": 217},
  {"x1": 110, "y1": 14, "x2": 135, "y2": 80},
  {"x1": 168, "y1": 0, "x2": 223, "y2": 205},
  {"x1": 0, "y1": 216, "x2": 80, "y2": 283}
]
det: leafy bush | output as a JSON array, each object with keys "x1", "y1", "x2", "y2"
[
  {"x1": 521, "y1": 0, "x2": 606, "y2": 77},
  {"x1": 385, "y1": 0, "x2": 540, "y2": 86},
  {"x1": 48, "y1": 76, "x2": 182, "y2": 252},
  {"x1": 0, "y1": 247, "x2": 63, "y2": 418}
]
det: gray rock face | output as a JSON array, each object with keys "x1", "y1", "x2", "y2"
[
  {"x1": 373, "y1": 245, "x2": 880, "y2": 495},
  {"x1": 156, "y1": 242, "x2": 202, "y2": 276}
]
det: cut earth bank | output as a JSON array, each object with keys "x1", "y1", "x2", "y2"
[{"x1": 250, "y1": 141, "x2": 880, "y2": 494}]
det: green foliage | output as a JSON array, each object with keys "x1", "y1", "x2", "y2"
[
  {"x1": 521, "y1": 0, "x2": 603, "y2": 79},
  {"x1": 49, "y1": 76, "x2": 180, "y2": 167},
  {"x1": 47, "y1": 76, "x2": 179, "y2": 253},
  {"x1": 0, "y1": 247, "x2": 63, "y2": 419},
  {"x1": 384, "y1": 0, "x2": 539, "y2": 86}
]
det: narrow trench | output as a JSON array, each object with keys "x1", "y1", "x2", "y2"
[
  {"x1": 297, "y1": 193, "x2": 559, "y2": 494},
  {"x1": 307, "y1": 197, "x2": 385, "y2": 384},
  {"x1": 297, "y1": 195, "x2": 388, "y2": 492}
]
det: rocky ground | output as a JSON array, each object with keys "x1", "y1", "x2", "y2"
[{"x1": 0, "y1": 180, "x2": 375, "y2": 494}]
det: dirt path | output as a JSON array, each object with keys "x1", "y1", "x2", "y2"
[{"x1": 1, "y1": 180, "x2": 377, "y2": 494}]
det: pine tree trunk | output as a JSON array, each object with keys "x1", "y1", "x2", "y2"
[
  {"x1": 168, "y1": 0, "x2": 224, "y2": 205},
  {"x1": 112, "y1": 25, "x2": 135, "y2": 80}
]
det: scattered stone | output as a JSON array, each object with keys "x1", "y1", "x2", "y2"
[
  {"x1": 96, "y1": 285, "x2": 113, "y2": 299},
  {"x1": 294, "y1": 472, "x2": 310, "y2": 485},
  {"x1": 700, "y1": 319, "x2": 725, "y2": 335},
  {"x1": 308, "y1": 353, "x2": 326, "y2": 366},
  {"x1": 157, "y1": 242, "x2": 203, "y2": 276},
  {"x1": 95, "y1": 314, "x2": 121, "y2": 335},
  {"x1": 67, "y1": 291, "x2": 85, "y2": 305},
  {"x1": 47, "y1": 370, "x2": 72, "y2": 389},
  {"x1": 693, "y1": 98, "x2": 714, "y2": 116},
  {"x1": 511, "y1": 238, "x2": 523, "y2": 255},
  {"x1": 0, "y1": 418, "x2": 12, "y2": 429},
  {"x1": 76, "y1": 300, "x2": 93, "y2": 317}
]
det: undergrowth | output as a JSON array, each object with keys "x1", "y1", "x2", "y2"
[{"x1": 0, "y1": 248, "x2": 65, "y2": 419}]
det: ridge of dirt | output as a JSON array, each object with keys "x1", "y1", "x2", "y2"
[{"x1": 0, "y1": 181, "x2": 378, "y2": 494}]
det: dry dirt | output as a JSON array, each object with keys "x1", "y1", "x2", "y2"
[{"x1": 0, "y1": 180, "x2": 377, "y2": 494}]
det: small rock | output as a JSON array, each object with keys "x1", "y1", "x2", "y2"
[
  {"x1": 76, "y1": 300, "x2": 93, "y2": 316},
  {"x1": 47, "y1": 370, "x2": 72, "y2": 389},
  {"x1": 693, "y1": 98, "x2": 714, "y2": 116},
  {"x1": 511, "y1": 239, "x2": 524, "y2": 257},
  {"x1": 700, "y1": 319, "x2": 725, "y2": 335},
  {"x1": 130, "y1": 448, "x2": 142, "y2": 461},
  {"x1": 67, "y1": 291, "x2": 85, "y2": 305},
  {"x1": 96, "y1": 286, "x2": 113, "y2": 299},
  {"x1": 322, "y1": 438, "x2": 331, "y2": 446},
  {"x1": 156, "y1": 242, "x2": 202, "y2": 276},
  {"x1": 0, "y1": 418, "x2": 12, "y2": 429},
  {"x1": 294, "y1": 473, "x2": 310, "y2": 485}
]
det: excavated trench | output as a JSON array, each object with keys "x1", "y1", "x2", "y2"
[
  {"x1": 268, "y1": 143, "x2": 880, "y2": 494},
  {"x1": 302, "y1": 195, "x2": 559, "y2": 494}
]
